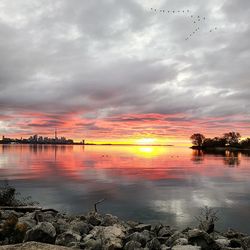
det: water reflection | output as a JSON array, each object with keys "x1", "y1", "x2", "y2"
[
  {"x1": 1, "y1": 145, "x2": 250, "y2": 233},
  {"x1": 194, "y1": 149, "x2": 243, "y2": 167},
  {"x1": 224, "y1": 151, "x2": 241, "y2": 167},
  {"x1": 191, "y1": 150, "x2": 204, "y2": 164}
]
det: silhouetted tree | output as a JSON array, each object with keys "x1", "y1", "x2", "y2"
[
  {"x1": 240, "y1": 138, "x2": 250, "y2": 148},
  {"x1": 202, "y1": 137, "x2": 226, "y2": 147},
  {"x1": 190, "y1": 133, "x2": 205, "y2": 147},
  {"x1": 223, "y1": 132, "x2": 241, "y2": 146}
]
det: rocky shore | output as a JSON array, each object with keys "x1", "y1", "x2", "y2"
[{"x1": 0, "y1": 209, "x2": 249, "y2": 250}]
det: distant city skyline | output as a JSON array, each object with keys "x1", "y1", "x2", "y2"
[{"x1": 1, "y1": 1, "x2": 250, "y2": 145}]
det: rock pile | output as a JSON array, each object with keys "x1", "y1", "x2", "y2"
[{"x1": 0, "y1": 209, "x2": 249, "y2": 249}]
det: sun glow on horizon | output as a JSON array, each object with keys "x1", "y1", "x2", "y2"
[{"x1": 136, "y1": 138, "x2": 156, "y2": 145}]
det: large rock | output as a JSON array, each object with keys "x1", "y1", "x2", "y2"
[
  {"x1": 134, "y1": 224, "x2": 152, "y2": 232},
  {"x1": 166, "y1": 231, "x2": 184, "y2": 247},
  {"x1": 87, "y1": 214, "x2": 102, "y2": 226},
  {"x1": 241, "y1": 236, "x2": 250, "y2": 250},
  {"x1": 42, "y1": 211, "x2": 57, "y2": 223},
  {"x1": 224, "y1": 229, "x2": 245, "y2": 239},
  {"x1": 215, "y1": 238, "x2": 230, "y2": 247},
  {"x1": 152, "y1": 224, "x2": 164, "y2": 235},
  {"x1": 53, "y1": 218, "x2": 70, "y2": 234},
  {"x1": 172, "y1": 246, "x2": 201, "y2": 250},
  {"x1": 187, "y1": 229, "x2": 216, "y2": 250},
  {"x1": 158, "y1": 227, "x2": 172, "y2": 237},
  {"x1": 18, "y1": 216, "x2": 36, "y2": 229},
  {"x1": 101, "y1": 214, "x2": 120, "y2": 227},
  {"x1": 0, "y1": 214, "x2": 19, "y2": 244},
  {"x1": 82, "y1": 238, "x2": 102, "y2": 250},
  {"x1": 70, "y1": 220, "x2": 90, "y2": 235},
  {"x1": 229, "y1": 238, "x2": 242, "y2": 248},
  {"x1": 220, "y1": 248, "x2": 243, "y2": 250},
  {"x1": 146, "y1": 238, "x2": 161, "y2": 250},
  {"x1": 55, "y1": 230, "x2": 81, "y2": 247},
  {"x1": 125, "y1": 232, "x2": 148, "y2": 247},
  {"x1": 24, "y1": 222, "x2": 56, "y2": 244},
  {"x1": 0, "y1": 241, "x2": 71, "y2": 249},
  {"x1": 0, "y1": 211, "x2": 23, "y2": 220},
  {"x1": 124, "y1": 240, "x2": 142, "y2": 250},
  {"x1": 160, "y1": 245, "x2": 171, "y2": 250},
  {"x1": 90, "y1": 224, "x2": 125, "y2": 249},
  {"x1": 173, "y1": 238, "x2": 188, "y2": 246}
]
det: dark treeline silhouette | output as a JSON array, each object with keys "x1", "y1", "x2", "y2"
[{"x1": 190, "y1": 132, "x2": 250, "y2": 149}]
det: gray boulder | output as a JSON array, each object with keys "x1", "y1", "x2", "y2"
[
  {"x1": 146, "y1": 238, "x2": 161, "y2": 250},
  {"x1": 166, "y1": 231, "x2": 184, "y2": 247},
  {"x1": 158, "y1": 227, "x2": 172, "y2": 237},
  {"x1": 70, "y1": 220, "x2": 90, "y2": 235},
  {"x1": 42, "y1": 212, "x2": 57, "y2": 223},
  {"x1": 87, "y1": 214, "x2": 102, "y2": 226},
  {"x1": 0, "y1": 211, "x2": 23, "y2": 220},
  {"x1": 53, "y1": 218, "x2": 70, "y2": 234},
  {"x1": 90, "y1": 224, "x2": 125, "y2": 249},
  {"x1": 55, "y1": 230, "x2": 81, "y2": 247},
  {"x1": 152, "y1": 224, "x2": 164, "y2": 235},
  {"x1": 126, "y1": 232, "x2": 148, "y2": 247},
  {"x1": 224, "y1": 229, "x2": 245, "y2": 239},
  {"x1": 172, "y1": 246, "x2": 201, "y2": 250},
  {"x1": 82, "y1": 239, "x2": 102, "y2": 250},
  {"x1": 124, "y1": 240, "x2": 142, "y2": 250},
  {"x1": 215, "y1": 238, "x2": 230, "y2": 247},
  {"x1": 101, "y1": 214, "x2": 120, "y2": 227},
  {"x1": 134, "y1": 224, "x2": 151, "y2": 232},
  {"x1": 87, "y1": 215, "x2": 102, "y2": 226},
  {"x1": 241, "y1": 236, "x2": 250, "y2": 250},
  {"x1": 156, "y1": 237, "x2": 169, "y2": 244},
  {"x1": 187, "y1": 229, "x2": 215, "y2": 250},
  {"x1": 18, "y1": 216, "x2": 36, "y2": 229},
  {"x1": 229, "y1": 238, "x2": 242, "y2": 248},
  {"x1": 0, "y1": 241, "x2": 71, "y2": 249},
  {"x1": 173, "y1": 238, "x2": 188, "y2": 246},
  {"x1": 220, "y1": 248, "x2": 243, "y2": 250},
  {"x1": 24, "y1": 222, "x2": 56, "y2": 244},
  {"x1": 160, "y1": 245, "x2": 171, "y2": 250}
]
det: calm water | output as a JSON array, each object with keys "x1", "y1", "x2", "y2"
[{"x1": 1, "y1": 144, "x2": 250, "y2": 233}]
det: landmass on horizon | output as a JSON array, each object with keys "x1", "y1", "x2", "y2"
[
  {"x1": 190, "y1": 131, "x2": 250, "y2": 151},
  {"x1": 0, "y1": 133, "x2": 174, "y2": 146}
]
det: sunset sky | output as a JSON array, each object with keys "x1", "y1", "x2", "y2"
[{"x1": 0, "y1": 0, "x2": 250, "y2": 145}]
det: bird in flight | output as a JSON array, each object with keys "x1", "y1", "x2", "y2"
[{"x1": 150, "y1": 7, "x2": 219, "y2": 41}]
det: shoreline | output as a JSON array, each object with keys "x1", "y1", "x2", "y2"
[
  {"x1": 190, "y1": 146, "x2": 250, "y2": 151},
  {"x1": 0, "y1": 207, "x2": 250, "y2": 249}
]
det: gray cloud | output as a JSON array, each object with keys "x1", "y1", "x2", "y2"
[{"x1": 0, "y1": 0, "x2": 250, "y2": 136}]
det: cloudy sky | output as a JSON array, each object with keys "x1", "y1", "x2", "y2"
[{"x1": 0, "y1": 0, "x2": 250, "y2": 144}]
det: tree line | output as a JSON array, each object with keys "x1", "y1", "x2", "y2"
[{"x1": 190, "y1": 132, "x2": 250, "y2": 148}]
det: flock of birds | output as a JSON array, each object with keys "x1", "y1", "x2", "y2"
[{"x1": 150, "y1": 8, "x2": 218, "y2": 41}]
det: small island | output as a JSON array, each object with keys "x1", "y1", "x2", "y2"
[{"x1": 190, "y1": 132, "x2": 250, "y2": 151}]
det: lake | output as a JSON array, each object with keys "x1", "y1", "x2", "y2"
[{"x1": 1, "y1": 144, "x2": 250, "y2": 233}]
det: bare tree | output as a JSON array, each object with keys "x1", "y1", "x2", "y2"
[
  {"x1": 190, "y1": 133, "x2": 205, "y2": 147},
  {"x1": 195, "y1": 206, "x2": 219, "y2": 234},
  {"x1": 223, "y1": 132, "x2": 241, "y2": 146}
]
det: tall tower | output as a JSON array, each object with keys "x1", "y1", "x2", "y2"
[{"x1": 55, "y1": 128, "x2": 57, "y2": 140}]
